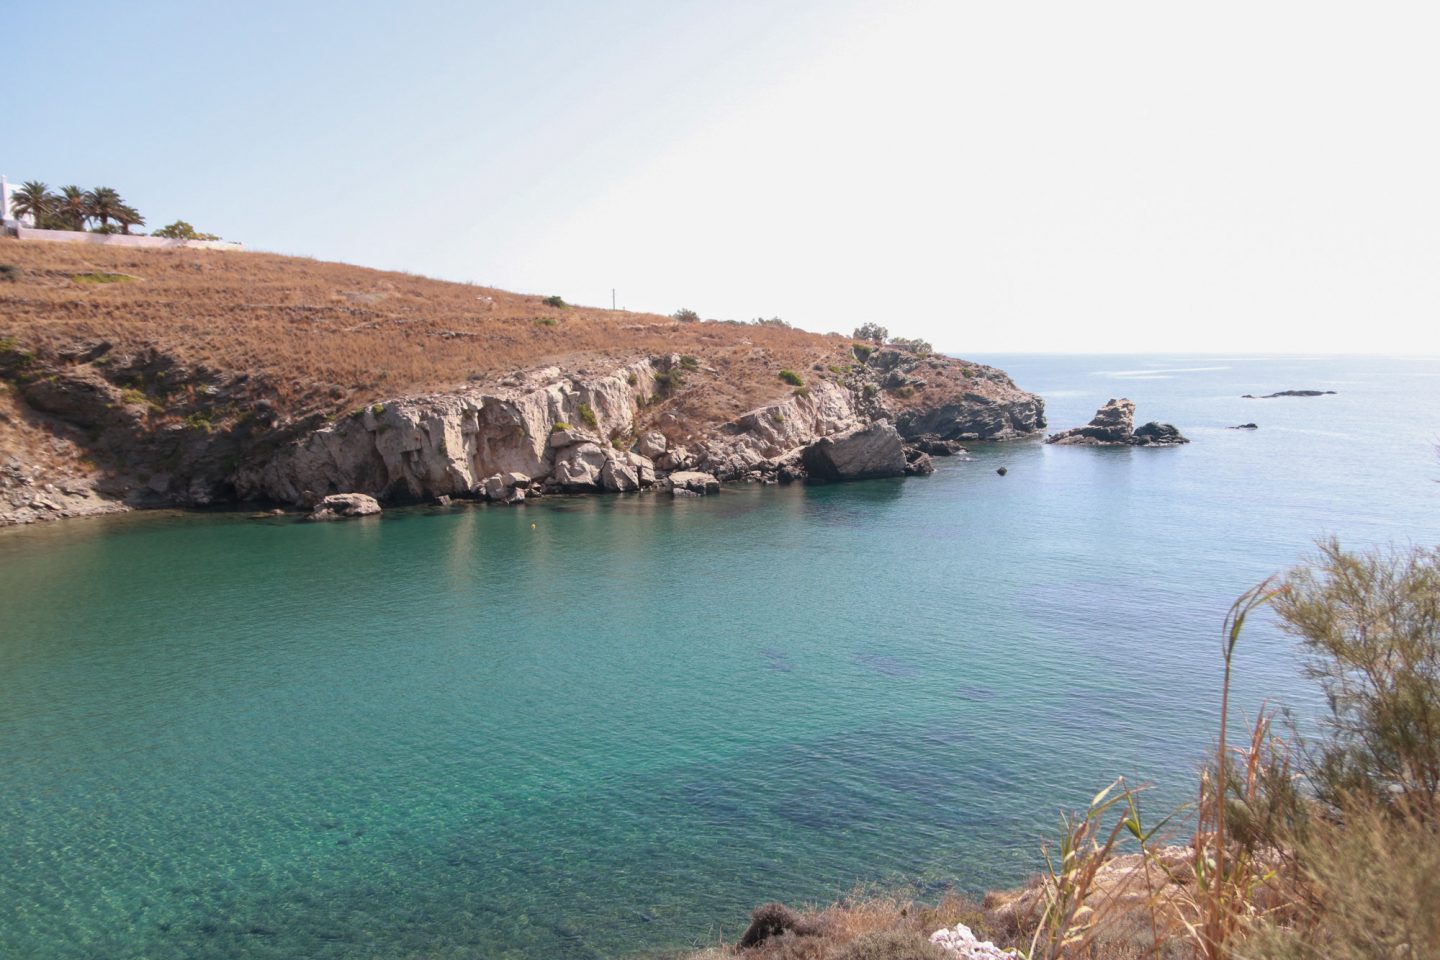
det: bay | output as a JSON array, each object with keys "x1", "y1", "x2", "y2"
[{"x1": 2, "y1": 353, "x2": 1438, "y2": 959}]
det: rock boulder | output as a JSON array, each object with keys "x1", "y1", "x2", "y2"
[
  {"x1": 307, "y1": 493, "x2": 382, "y2": 521},
  {"x1": 800, "y1": 423, "x2": 907, "y2": 480}
]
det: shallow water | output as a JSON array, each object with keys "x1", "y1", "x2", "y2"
[{"x1": 2, "y1": 354, "x2": 1438, "y2": 959}]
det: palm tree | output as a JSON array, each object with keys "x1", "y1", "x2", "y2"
[
  {"x1": 56, "y1": 185, "x2": 89, "y2": 231},
  {"x1": 114, "y1": 204, "x2": 145, "y2": 235},
  {"x1": 10, "y1": 180, "x2": 55, "y2": 226},
  {"x1": 84, "y1": 186, "x2": 123, "y2": 230}
]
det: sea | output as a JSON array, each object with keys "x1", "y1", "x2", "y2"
[{"x1": 2, "y1": 354, "x2": 1438, "y2": 960}]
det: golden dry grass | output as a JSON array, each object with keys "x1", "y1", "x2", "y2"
[{"x1": 0, "y1": 240, "x2": 867, "y2": 423}]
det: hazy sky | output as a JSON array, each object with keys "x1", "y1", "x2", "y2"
[{"x1": 9, "y1": 1, "x2": 1438, "y2": 353}]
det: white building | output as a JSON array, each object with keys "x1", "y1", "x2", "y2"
[{"x1": 1, "y1": 175, "x2": 38, "y2": 227}]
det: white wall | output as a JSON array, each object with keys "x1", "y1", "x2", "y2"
[{"x1": 11, "y1": 225, "x2": 242, "y2": 251}]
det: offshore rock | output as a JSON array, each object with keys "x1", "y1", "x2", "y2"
[
  {"x1": 1047, "y1": 399, "x2": 1188, "y2": 447},
  {"x1": 1132, "y1": 421, "x2": 1189, "y2": 446},
  {"x1": 668, "y1": 471, "x2": 721, "y2": 495},
  {"x1": 1046, "y1": 398, "x2": 1135, "y2": 445},
  {"x1": 307, "y1": 492, "x2": 381, "y2": 521}
]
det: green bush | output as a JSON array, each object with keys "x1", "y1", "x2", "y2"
[
  {"x1": 853, "y1": 343, "x2": 874, "y2": 361},
  {"x1": 679, "y1": 355, "x2": 700, "y2": 371},
  {"x1": 626, "y1": 372, "x2": 638, "y2": 386},
  {"x1": 654, "y1": 370, "x2": 684, "y2": 393},
  {"x1": 0, "y1": 264, "x2": 19, "y2": 283},
  {"x1": 778, "y1": 370, "x2": 804, "y2": 387},
  {"x1": 542, "y1": 295, "x2": 566, "y2": 308},
  {"x1": 551, "y1": 421, "x2": 572, "y2": 432},
  {"x1": 672, "y1": 308, "x2": 699, "y2": 323},
  {"x1": 370, "y1": 403, "x2": 386, "y2": 416},
  {"x1": 889, "y1": 336, "x2": 933, "y2": 355},
  {"x1": 577, "y1": 404, "x2": 598, "y2": 429},
  {"x1": 1274, "y1": 538, "x2": 1440, "y2": 809},
  {"x1": 534, "y1": 316, "x2": 558, "y2": 327}
]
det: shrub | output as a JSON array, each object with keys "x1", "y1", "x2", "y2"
[
  {"x1": 654, "y1": 369, "x2": 684, "y2": 394},
  {"x1": 152, "y1": 220, "x2": 220, "y2": 241},
  {"x1": 551, "y1": 421, "x2": 572, "y2": 432},
  {"x1": 534, "y1": 316, "x2": 558, "y2": 327},
  {"x1": 542, "y1": 295, "x2": 566, "y2": 308},
  {"x1": 679, "y1": 355, "x2": 700, "y2": 371},
  {"x1": 793, "y1": 386, "x2": 810, "y2": 399},
  {"x1": 626, "y1": 372, "x2": 638, "y2": 386},
  {"x1": 889, "y1": 337, "x2": 933, "y2": 355},
  {"x1": 370, "y1": 403, "x2": 386, "y2": 416},
  {"x1": 753, "y1": 316, "x2": 790, "y2": 328},
  {"x1": 182, "y1": 412, "x2": 213, "y2": 433},
  {"x1": 673, "y1": 308, "x2": 700, "y2": 323},
  {"x1": 778, "y1": 370, "x2": 804, "y2": 387},
  {"x1": 853, "y1": 343, "x2": 874, "y2": 361},
  {"x1": 853, "y1": 323, "x2": 888, "y2": 343},
  {"x1": 1273, "y1": 538, "x2": 1440, "y2": 810},
  {"x1": 577, "y1": 403, "x2": 598, "y2": 429},
  {"x1": 0, "y1": 264, "x2": 19, "y2": 283}
]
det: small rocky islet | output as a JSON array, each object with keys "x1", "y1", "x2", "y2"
[{"x1": 1044, "y1": 397, "x2": 1189, "y2": 447}]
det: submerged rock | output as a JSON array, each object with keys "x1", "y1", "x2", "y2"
[
  {"x1": 667, "y1": 470, "x2": 721, "y2": 495},
  {"x1": 307, "y1": 493, "x2": 381, "y2": 521},
  {"x1": 1242, "y1": 390, "x2": 1336, "y2": 398},
  {"x1": 1228, "y1": 423, "x2": 1259, "y2": 430}
]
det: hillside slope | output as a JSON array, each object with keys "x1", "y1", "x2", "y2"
[{"x1": 0, "y1": 241, "x2": 1044, "y2": 523}]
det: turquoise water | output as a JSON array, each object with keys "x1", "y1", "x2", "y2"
[{"x1": 2, "y1": 354, "x2": 1438, "y2": 959}]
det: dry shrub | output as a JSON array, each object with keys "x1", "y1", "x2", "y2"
[
  {"x1": 831, "y1": 930, "x2": 945, "y2": 960},
  {"x1": 1244, "y1": 795, "x2": 1440, "y2": 959}
]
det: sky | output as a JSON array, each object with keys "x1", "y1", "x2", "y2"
[{"x1": 7, "y1": 1, "x2": 1439, "y2": 354}]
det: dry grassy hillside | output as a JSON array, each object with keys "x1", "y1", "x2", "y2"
[{"x1": 0, "y1": 240, "x2": 862, "y2": 423}]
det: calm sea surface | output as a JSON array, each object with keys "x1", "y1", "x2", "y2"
[{"x1": 2, "y1": 354, "x2": 1438, "y2": 959}]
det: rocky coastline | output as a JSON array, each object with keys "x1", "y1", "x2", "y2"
[{"x1": 1, "y1": 342, "x2": 1046, "y2": 526}]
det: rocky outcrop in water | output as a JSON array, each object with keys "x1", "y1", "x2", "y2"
[
  {"x1": 1242, "y1": 390, "x2": 1336, "y2": 398},
  {"x1": 1046, "y1": 398, "x2": 1188, "y2": 447},
  {"x1": 307, "y1": 493, "x2": 381, "y2": 521}
]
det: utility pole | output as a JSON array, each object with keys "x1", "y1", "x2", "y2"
[{"x1": 611, "y1": 288, "x2": 616, "y2": 311}]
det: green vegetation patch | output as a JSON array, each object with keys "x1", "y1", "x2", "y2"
[
  {"x1": 534, "y1": 316, "x2": 558, "y2": 327},
  {"x1": 0, "y1": 264, "x2": 20, "y2": 283},
  {"x1": 679, "y1": 355, "x2": 700, "y2": 371},
  {"x1": 542, "y1": 295, "x2": 567, "y2": 308},
  {"x1": 577, "y1": 403, "x2": 598, "y2": 429},
  {"x1": 551, "y1": 421, "x2": 572, "y2": 432},
  {"x1": 778, "y1": 369, "x2": 804, "y2": 387}
]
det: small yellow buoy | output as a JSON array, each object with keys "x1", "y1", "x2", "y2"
[{"x1": 531, "y1": 523, "x2": 536, "y2": 529}]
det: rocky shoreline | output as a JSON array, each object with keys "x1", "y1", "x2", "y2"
[{"x1": 1, "y1": 342, "x2": 1046, "y2": 526}]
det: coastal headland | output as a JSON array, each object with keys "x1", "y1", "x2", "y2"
[{"x1": 0, "y1": 242, "x2": 1044, "y2": 525}]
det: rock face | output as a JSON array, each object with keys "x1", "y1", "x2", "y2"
[
  {"x1": 2, "y1": 339, "x2": 1048, "y2": 524},
  {"x1": 307, "y1": 492, "x2": 381, "y2": 521},
  {"x1": 1046, "y1": 399, "x2": 1189, "y2": 447},
  {"x1": 800, "y1": 423, "x2": 907, "y2": 481}
]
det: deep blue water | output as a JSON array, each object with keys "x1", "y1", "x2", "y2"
[{"x1": 2, "y1": 354, "x2": 1438, "y2": 959}]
